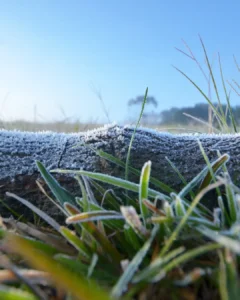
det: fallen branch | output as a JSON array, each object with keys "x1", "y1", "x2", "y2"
[{"x1": 0, "y1": 124, "x2": 239, "y2": 220}]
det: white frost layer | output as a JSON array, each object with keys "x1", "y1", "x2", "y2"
[{"x1": 1, "y1": 123, "x2": 240, "y2": 142}]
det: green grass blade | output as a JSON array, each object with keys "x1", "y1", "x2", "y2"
[
  {"x1": 60, "y1": 226, "x2": 92, "y2": 259},
  {"x1": 133, "y1": 246, "x2": 185, "y2": 283},
  {"x1": 125, "y1": 87, "x2": 148, "y2": 183},
  {"x1": 139, "y1": 161, "x2": 151, "y2": 226},
  {"x1": 178, "y1": 154, "x2": 228, "y2": 199},
  {"x1": 199, "y1": 153, "x2": 229, "y2": 191},
  {"x1": 160, "y1": 180, "x2": 224, "y2": 256},
  {"x1": 36, "y1": 161, "x2": 76, "y2": 206},
  {"x1": 96, "y1": 149, "x2": 174, "y2": 193},
  {"x1": 111, "y1": 225, "x2": 159, "y2": 299},
  {"x1": 174, "y1": 66, "x2": 227, "y2": 127},
  {"x1": 51, "y1": 168, "x2": 171, "y2": 201},
  {"x1": 66, "y1": 210, "x2": 123, "y2": 224},
  {"x1": 153, "y1": 243, "x2": 221, "y2": 283}
]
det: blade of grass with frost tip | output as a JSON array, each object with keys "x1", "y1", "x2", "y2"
[
  {"x1": 81, "y1": 175, "x2": 98, "y2": 204},
  {"x1": 174, "y1": 66, "x2": 227, "y2": 127},
  {"x1": 198, "y1": 227, "x2": 240, "y2": 254},
  {"x1": 160, "y1": 180, "x2": 224, "y2": 257},
  {"x1": 75, "y1": 198, "x2": 124, "y2": 230},
  {"x1": 125, "y1": 87, "x2": 148, "y2": 184},
  {"x1": 199, "y1": 153, "x2": 229, "y2": 191},
  {"x1": 75, "y1": 175, "x2": 89, "y2": 211},
  {"x1": 219, "y1": 54, "x2": 237, "y2": 133},
  {"x1": 36, "y1": 161, "x2": 75, "y2": 206},
  {"x1": 178, "y1": 154, "x2": 228, "y2": 199},
  {"x1": 6, "y1": 192, "x2": 61, "y2": 232},
  {"x1": 6, "y1": 233, "x2": 112, "y2": 300},
  {"x1": 121, "y1": 206, "x2": 149, "y2": 238},
  {"x1": 132, "y1": 246, "x2": 185, "y2": 283},
  {"x1": 111, "y1": 224, "x2": 159, "y2": 299},
  {"x1": 153, "y1": 243, "x2": 221, "y2": 283},
  {"x1": 66, "y1": 210, "x2": 124, "y2": 224},
  {"x1": 51, "y1": 169, "x2": 171, "y2": 202},
  {"x1": 60, "y1": 227, "x2": 92, "y2": 260},
  {"x1": 0, "y1": 285, "x2": 37, "y2": 300},
  {"x1": 139, "y1": 161, "x2": 151, "y2": 227},
  {"x1": 97, "y1": 150, "x2": 174, "y2": 193}
]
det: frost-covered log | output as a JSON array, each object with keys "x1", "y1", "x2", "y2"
[{"x1": 0, "y1": 124, "x2": 239, "y2": 220}]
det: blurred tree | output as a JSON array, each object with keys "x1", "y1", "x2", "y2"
[{"x1": 128, "y1": 95, "x2": 158, "y2": 108}]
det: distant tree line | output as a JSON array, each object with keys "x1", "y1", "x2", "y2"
[
  {"x1": 128, "y1": 95, "x2": 240, "y2": 126},
  {"x1": 159, "y1": 103, "x2": 240, "y2": 126}
]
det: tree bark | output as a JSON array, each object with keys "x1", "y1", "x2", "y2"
[{"x1": 0, "y1": 124, "x2": 239, "y2": 221}]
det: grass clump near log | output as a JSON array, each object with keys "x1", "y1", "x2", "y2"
[{"x1": 1, "y1": 38, "x2": 240, "y2": 299}]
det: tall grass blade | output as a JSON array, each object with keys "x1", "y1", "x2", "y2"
[
  {"x1": 111, "y1": 225, "x2": 159, "y2": 299},
  {"x1": 125, "y1": 87, "x2": 148, "y2": 182}
]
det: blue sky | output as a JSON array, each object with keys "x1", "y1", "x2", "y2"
[{"x1": 0, "y1": 0, "x2": 239, "y2": 124}]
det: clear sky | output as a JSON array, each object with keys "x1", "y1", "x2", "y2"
[{"x1": 0, "y1": 0, "x2": 239, "y2": 124}]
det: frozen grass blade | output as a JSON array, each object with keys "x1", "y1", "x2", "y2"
[
  {"x1": 51, "y1": 168, "x2": 171, "y2": 201},
  {"x1": 179, "y1": 154, "x2": 228, "y2": 199},
  {"x1": 160, "y1": 180, "x2": 224, "y2": 256},
  {"x1": 36, "y1": 161, "x2": 75, "y2": 206},
  {"x1": 198, "y1": 227, "x2": 240, "y2": 254},
  {"x1": 199, "y1": 153, "x2": 229, "y2": 191},
  {"x1": 121, "y1": 206, "x2": 148, "y2": 238},
  {"x1": 153, "y1": 243, "x2": 221, "y2": 283},
  {"x1": 111, "y1": 225, "x2": 159, "y2": 299},
  {"x1": 139, "y1": 161, "x2": 151, "y2": 226},
  {"x1": 5, "y1": 192, "x2": 61, "y2": 232},
  {"x1": 133, "y1": 246, "x2": 185, "y2": 283},
  {"x1": 66, "y1": 210, "x2": 123, "y2": 224}
]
